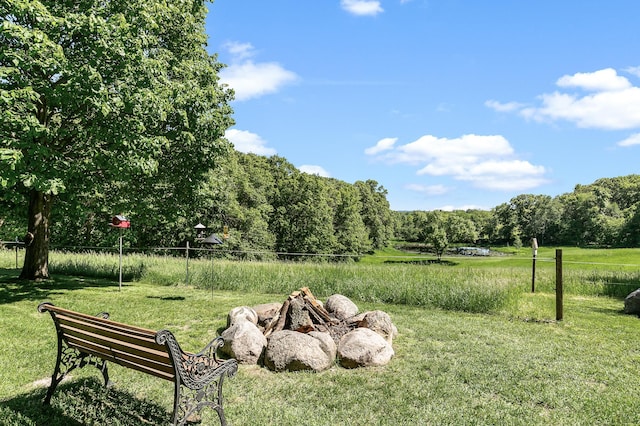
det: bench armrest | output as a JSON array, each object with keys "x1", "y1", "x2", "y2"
[{"x1": 156, "y1": 330, "x2": 238, "y2": 390}]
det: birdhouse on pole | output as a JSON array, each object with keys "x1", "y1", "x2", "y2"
[
  {"x1": 110, "y1": 214, "x2": 130, "y2": 229},
  {"x1": 194, "y1": 223, "x2": 207, "y2": 241},
  {"x1": 202, "y1": 233, "x2": 224, "y2": 245}
]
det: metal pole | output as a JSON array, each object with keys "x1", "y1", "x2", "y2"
[
  {"x1": 531, "y1": 253, "x2": 537, "y2": 292},
  {"x1": 185, "y1": 241, "x2": 190, "y2": 285},
  {"x1": 556, "y1": 249, "x2": 563, "y2": 321},
  {"x1": 215, "y1": 250, "x2": 218, "y2": 299},
  {"x1": 15, "y1": 237, "x2": 19, "y2": 269},
  {"x1": 118, "y1": 230, "x2": 123, "y2": 291}
]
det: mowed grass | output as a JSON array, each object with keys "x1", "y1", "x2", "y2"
[{"x1": 1, "y1": 248, "x2": 640, "y2": 425}]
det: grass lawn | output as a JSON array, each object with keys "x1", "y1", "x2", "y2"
[{"x1": 1, "y1": 259, "x2": 640, "y2": 425}]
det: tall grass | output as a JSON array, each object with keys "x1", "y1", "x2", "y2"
[
  {"x1": 191, "y1": 261, "x2": 523, "y2": 313},
  {"x1": 48, "y1": 251, "x2": 147, "y2": 281},
  {"x1": 2, "y1": 247, "x2": 638, "y2": 314}
]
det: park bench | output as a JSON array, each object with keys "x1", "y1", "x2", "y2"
[{"x1": 38, "y1": 302, "x2": 238, "y2": 426}]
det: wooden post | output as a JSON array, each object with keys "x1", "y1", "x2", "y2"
[
  {"x1": 556, "y1": 249, "x2": 563, "y2": 321},
  {"x1": 531, "y1": 238, "x2": 538, "y2": 293}
]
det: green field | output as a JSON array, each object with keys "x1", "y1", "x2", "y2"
[{"x1": 1, "y1": 247, "x2": 639, "y2": 425}]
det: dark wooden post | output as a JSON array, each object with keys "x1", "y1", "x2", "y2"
[
  {"x1": 531, "y1": 238, "x2": 538, "y2": 293},
  {"x1": 556, "y1": 249, "x2": 563, "y2": 321},
  {"x1": 15, "y1": 237, "x2": 19, "y2": 269}
]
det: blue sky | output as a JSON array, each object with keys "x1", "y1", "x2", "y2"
[{"x1": 205, "y1": 0, "x2": 640, "y2": 211}]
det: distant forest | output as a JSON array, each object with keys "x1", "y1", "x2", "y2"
[
  {"x1": 395, "y1": 174, "x2": 640, "y2": 250},
  {"x1": 2, "y1": 149, "x2": 640, "y2": 256}
]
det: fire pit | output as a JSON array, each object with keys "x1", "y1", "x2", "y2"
[{"x1": 220, "y1": 287, "x2": 397, "y2": 372}]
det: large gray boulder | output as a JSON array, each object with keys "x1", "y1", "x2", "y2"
[
  {"x1": 226, "y1": 306, "x2": 258, "y2": 328},
  {"x1": 220, "y1": 321, "x2": 267, "y2": 365},
  {"x1": 360, "y1": 310, "x2": 398, "y2": 343},
  {"x1": 325, "y1": 294, "x2": 358, "y2": 320},
  {"x1": 624, "y1": 288, "x2": 640, "y2": 315},
  {"x1": 338, "y1": 327, "x2": 394, "y2": 369},
  {"x1": 264, "y1": 330, "x2": 336, "y2": 372}
]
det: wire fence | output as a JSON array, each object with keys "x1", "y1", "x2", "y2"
[
  {"x1": 4, "y1": 241, "x2": 640, "y2": 263},
  {"x1": 3, "y1": 242, "x2": 640, "y2": 289}
]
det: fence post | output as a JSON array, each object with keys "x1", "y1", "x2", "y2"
[
  {"x1": 531, "y1": 238, "x2": 538, "y2": 293},
  {"x1": 556, "y1": 249, "x2": 563, "y2": 321}
]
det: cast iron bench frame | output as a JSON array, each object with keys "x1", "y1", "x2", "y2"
[{"x1": 38, "y1": 302, "x2": 238, "y2": 425}]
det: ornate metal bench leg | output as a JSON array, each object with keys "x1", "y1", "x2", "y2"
[
  {"x1": 43, "y1": 333, "x2": 72, "y2": 405},
  {"x1": 43, "y1": 335, "x2": 111, "y2": 405}
]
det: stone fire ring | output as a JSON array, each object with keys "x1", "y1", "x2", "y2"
[{"x1": 219, "y1": 288, "x2": 397, "y2": 372}]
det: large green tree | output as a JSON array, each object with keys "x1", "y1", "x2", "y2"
[
  {"x1": 354, "y1": 180, "x2": 394, "y2": 250},
  {"x1": 0, "y1": 0, "x2": 233, "y2": 279},
  {"x1": 328, "y1": 179, "x2": 371, "y2": 256}
]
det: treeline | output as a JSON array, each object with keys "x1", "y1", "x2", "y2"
[
  {"x1": 3, "y1": 151, "x2": 640, "y2": 257},
  {"x1": 395, "y1": 174, "x2": 640, "y2": 249},
  {"x1": 1, "y1": 151, "x2": 394, "y2": 259}
]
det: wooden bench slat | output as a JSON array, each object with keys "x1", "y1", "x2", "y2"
[
  {"x1": 57, "y1": 315, "x2": 165, "y2": 351},
  {"x1": 63, "y1": 331, "x2": 174, "y2": 372},
  {"x1": 64, "y1": 334, "x2": 175, "y2": 380},
  {"x1": 59, "y1": 323, "x2": 172, "y2": 365},
  {"x1": 45, "y1": 304, "x2": 158, "y2": 336}
]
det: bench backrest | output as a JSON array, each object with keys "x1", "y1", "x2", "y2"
[{"x1": 40, "y1": 303, "x2": 175, "y2": 381}]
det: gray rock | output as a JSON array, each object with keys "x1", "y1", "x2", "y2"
[
  {"x1": 287, "y1": 297, "x2": 313, "y2": 331},
  {"x1": 325, "y1": 294, "x2": 358, "y2": 320},
  {"x1": 226, "y1": 306, "x2": 258, "y2": 328},
  {"x1": 220, "y1": 321, "x2": 267, "y2": 365},
  {"x1": 360, "y1": 310, "x2": 397, "y2": 343},
  {"x1": 338, "y1": 327, "x2": 394, "y2": 368},
  {"x1": 624, "y1": 288, "x2": 640, "y2": 314},
  {"x1": 264, "y1": 330, "x2": 336, "y2": 372}
]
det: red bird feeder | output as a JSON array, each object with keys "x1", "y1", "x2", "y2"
[{"x1": 110, "y1": 215, "x2": 130, "y2": 229}]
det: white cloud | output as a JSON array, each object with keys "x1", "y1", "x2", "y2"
[
  {"x1": 368, "y1": 133, "x2": 548, "y2": 192},
  {"x1": 438, "y1": 204, "x2": 489, "y2": 212},
  {"x1": 624, "y1": 66, "x2": 640, "y2": 78},
  {"x1": 405, "y1": 183, "x2": 450, "y2": 196},
  {"x1": 456, "y1": 160, "x2": 547, "y2": 191},
  {"x1": 397, "y1": 134, "x2": 514, "y2": 166},
  {"x1": 222, "y1": 41, "x2": 255, "y2": 60},
  {"x1": 521, "y1": 87, "x2": 640, "y2": 129},
  {"x1": 225, "y1": 129, "x2": 277, "y2": 156},
  {"x1": 485, "y1": 100, "x2": 525, "y2": 113},
  {"x1": 220, "y1": 61, "x2": 298, "y2": 101},
  {"x1": 364, "y1": 137, "x2": 397, "y2": 155},
  {"x1": 617, "y1": 133, "x2": 640, "y2": 147},
  {"x1": 299, "y1": 165, "x2": 331, "y2": 177},
  {"x1": 219, "y1": 41, "x2": 298, "y2": 101},
  {"x1": 490, "y1": 68, "x2": 640, "y2": 130},
  {"x1": 556, "y1": 68, "x2": 631, "y2": 92},
  {"x1": 341, "y1": 0, "x2": 384, "y2": 16}
]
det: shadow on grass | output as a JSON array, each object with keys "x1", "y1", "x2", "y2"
[
  {"x1": 146, "y1": 295, "x2": 186, "y2": 301},
  {"x1": 0, "y1": 377, "x2": 168, "y2": 426},
  {"x1": 383, "y1": 259, "x2": 458, "y2": 266},
  {"x1": 0, "y1": 268, "x2": 119, "y2": 306}
]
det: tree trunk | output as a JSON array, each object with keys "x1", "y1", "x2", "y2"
[{"x1": 19, "y1": 190, "x2": 53, "y2": 280}]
